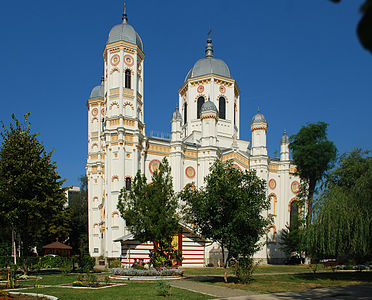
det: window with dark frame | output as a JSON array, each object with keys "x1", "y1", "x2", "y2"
[
  {"x1": 125, "y1": 177, "x2": 131, "y2": 191},
  {"x1": 184, "y1": 103, "x2": 187, "y2": 124},
  {"x1": 219, "y1": 97, "x2": 226, "y2": 119},
  {"x1": 197, "y1": 96, "x2": 205, "y2": 119},
  {"x1": 125, "y1": 69, "x2": 131, "y2": 89}
]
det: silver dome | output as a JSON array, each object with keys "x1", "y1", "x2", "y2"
[
  {"x1": 251, "y1": 110, "x2": 267, "y2": 125},
  {"x1": 185, "y1": 57, "x2": 231, "y2": 81},
  {"x1": 201, "y1": 100, "x2": 218, "y2": 113},
  {"x1": 280, "y1": 130, "x2": 289, "y2": 145},
  {"x1": 171, "y1": 107, "x2": 182, "y2": 121},
  {"x1": 89, "y1": 80, "x2": 104, "y2": 99},
  {"x1": 185, "y1": 37, "x2": 231, "y2": 81},
  {"x1": 107, "y1": 12, "x2": 143, "y2": 51}
]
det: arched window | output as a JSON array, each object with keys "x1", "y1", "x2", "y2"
[
  {"x1": 125, "y1": 177, "x2": 132, "y2": 191},
  {"x1": 290, "y1": 201, "x2": 299, "y2": 230},
  {"x1": 197, "y1": 96, "x2": 205, "y2": 119},
  {"x1": 184, "y1": 103, "x2": 187, "y2": 124},
  {"x1": 219, "y1": 97, "x2": 226, "y2": 119},
  {"x1": 125, "y1": 69, "x2": 131, "y2": 89}
]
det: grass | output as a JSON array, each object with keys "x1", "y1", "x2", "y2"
[
  {"x1": 6, "y1": 273, "x2": 210, "y2": 300},
  {"x1": 183, "y1": 264, "x2": 317, "y2": 276},
  {"x1": 190, "y1": 271, "x2": 372, "y2": 294}
]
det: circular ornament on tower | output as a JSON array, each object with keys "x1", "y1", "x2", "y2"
[
  {"x1": 185, "y1": 166, "x2": 196, "y2": 179},
  {"x1": 124, "y1": 55, "x2": 134, "y2": 66},
  {"x1": 219, "y1": 85, "x2": 226, "y2": 93},
  {"x1": 268, "y1": 179, "x2": 276, "y2": 190},
  {"x1": 110, "y1": 54, "x2": 120, "y2": 66},
  {"x1": 101, "y1": 108, "x2": 105, "y2": 115},
  {"x1": 91, "y1": 108, "x2": 99, "y2": 116},
  {"x1": 291, "y1": 181, "x2": 300, "y2": 194},
  {"x1": 149, "y1": 160, "x2": 161, "y2": 174},
  {"x1": 197, "y1": 85, "x2": 204, "y2": 93}
]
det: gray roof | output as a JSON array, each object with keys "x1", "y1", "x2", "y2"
[
  {"x1": 185, "y1": 57, "x2": 231, "y2": 81},
  {"x1": 89, "y1": 80, "x2": 104, "y2": 99},
  {"x1": 171, "y1": 107, "x2": 182, "y2": 121},
  {"x1": 107, "y1": 21, "x2": 143, "y2": 51},
  {"x1": 281, "y1": 130, "x2": 289, "y2": 144},
  {"x1": 201, "y1": 100, "x2": 218, "y2": 113},
  {"x1": 185, "y1": 37, "x2": 231, "y2": 81},
  {"x1": 251, "y1": 110, "x2": 267, "y2": 125}
]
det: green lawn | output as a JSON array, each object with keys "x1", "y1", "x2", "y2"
[
  {"x1": 190, "y1": 271, "x2": 372, "y2": 294},
  {"x1": 11, "y1": 273, "x2": 210, "y2": 300},
  {"x1": 183, "y1": 264, "x2": 319, "y2": 276}
]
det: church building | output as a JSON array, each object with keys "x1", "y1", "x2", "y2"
[{"x1": 86, "y1": 7, "x2": 301, "y2": 266}]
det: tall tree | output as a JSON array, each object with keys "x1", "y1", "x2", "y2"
[
  {"x1": 117, "y1": 158, "x2": 180, "y2": 266},
  {"x1": 305, "y1": 149, "x2": 372, "y2": 263},
  {"x1": 0, "y1": 113, "x2": 68, "y2": 265},
  {"x1": 67, "y1": 175, "x2": 88, "y2": 256},
  {"x1": 181, "y1": 160, "x2": 271, "y2": 283},
  {"x1": 289, "y1": 122, "x2": 337, "y2": 226}
]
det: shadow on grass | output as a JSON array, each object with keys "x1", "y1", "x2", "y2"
[
  {"x1": 292, "y1": 271, "x2": 372, "y2": 282},
  {"x1": 187, "y1": 271, "x2": 372, "y2": 285}
]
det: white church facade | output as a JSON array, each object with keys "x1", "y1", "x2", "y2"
[{"x1": 86, "y1": 8, "x2": 301, "y2": 266}]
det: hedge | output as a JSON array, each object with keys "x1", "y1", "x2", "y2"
[{"x1": 112, "y1": 267, "x2": 184, "y2": 277}]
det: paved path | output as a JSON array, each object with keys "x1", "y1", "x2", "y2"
[
  {"x1": 219, "y1": 283, "x2": 372, "y2": 299},
  {"x1": 170, "y1": 279, "x2": 256, "y2": 298}
]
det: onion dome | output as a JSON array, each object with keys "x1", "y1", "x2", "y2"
[
  {"x1": 201, "y1": 99, "x2": 218, "y2": 114},
  {"x1": 185, "y1": 34, "x2": 231, "y2": 81},
  {"x1": 171, "y1": 106, "x2": 182, "y2": 121},
  {"x1": 107, "y1": 4, "x2": 143, "y2": 51},
  {"x1": 89, "y1": 79, "x2": 104, "y2": 99},
  {"x1": 251, "y1": 108, "x2": 267, "y2": 126},
  {"x1": 281, "y1": 130, "x2": 289, "y2": 145}
]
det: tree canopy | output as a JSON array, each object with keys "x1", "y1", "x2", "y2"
[
  {"x1": 117, "y1": 158, "x2": 180, "y2": 266},
  {"x1": 181, "y1": 160, "x2": 270, "y2": 282},
  {"x1": 304, "y1": 149, "x2": 372, "y2": 263},
  {"x1": 289, "y1": 122, "x2": 337, "y2": 225},
  {"x1": 0, "y1": 113, "x2": 68, "y2": 260}
]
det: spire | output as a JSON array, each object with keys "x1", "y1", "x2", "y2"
[
  {"x1": 122, "y1": 2, "x2": 128, "y2": 24},
  {"x1": 205, "y1": 28, "x2": 213, "y2": 57}
]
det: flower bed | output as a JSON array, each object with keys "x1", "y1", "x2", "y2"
[{"x1": 112, "y1": 268, "x2": 184, "y2": 277}]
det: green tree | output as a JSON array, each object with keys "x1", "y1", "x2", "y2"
[
  {"x1": 68, "y1": 175, "x2": 88, "y2": 256},
  {"x1": 289, "y1": 122, "x2": 337, "y2": 226},
  {"x1": 0, "y1": 113, "x2": 68, "y2": 270},
  {"x1": 331, "y1": 0, "x2": 372, "y2": 53},
  {"x1": 181, "y1": 160, "x2": 271, "y2": 283},
  {"x1": 304, "y1": 149, "x2": 372, "y2": 263},
  {"x1": 117, "y1": 158, "x2": 180, "y2": 267}
]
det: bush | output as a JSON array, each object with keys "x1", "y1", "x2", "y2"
[
  {"x1": 156, "y1": 281, "x2": 171, "y2": 297},
  {"x1": 109, "y1": 259, "x2": 121, "y2": 268},
  {"x1": 78, "y1": 256, "x2": 95, "y2": 272},
  {"x1": 112, "y1": 267, "x2": 184, "y2": 277},
  {"x1": 231, "y1": 257, "x2": 258, "y2": 284}
]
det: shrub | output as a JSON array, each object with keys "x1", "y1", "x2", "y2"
[
  {"x1": 231, "y1": 257, "x2": 258, "y2": 284},
  {"x1": 156, "y1": 281, "x2": 171, "y2": 297},
  {"x1": 79, "y1": 256, "x2": 96, "y2": 272},
  {"x1": 109, "y1": 259, "x2": 121, "y2": 268},
  {"x1": 112, "y1": 267, "x2": 184, "y2": 277}
]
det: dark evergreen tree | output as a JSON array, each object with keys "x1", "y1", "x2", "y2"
[{"x1": 0, "y1": 113, "x2": 68, "y2": 269}]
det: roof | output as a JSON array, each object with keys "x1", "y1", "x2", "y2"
[
  {"x1": 201, "y1": 99, "x2": 218, "y2": 114},
  {"x1": 185, "y1": 37, "x2": 231, "y2": 82},
  {"x1": 107, "y1": 21, "x2": 143, "y2": 50},
  {"x1": 251, "y1": 110, "x2": 267, "y2": 125},
  {"x1": 89, "y1": 80, "x2": 104, "y2": 99},
  {"x1": 42, "y1": 241, "x2": 72, "y2": 250}
]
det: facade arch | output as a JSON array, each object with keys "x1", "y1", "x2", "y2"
[
  {"x1": 197, "y1": 96, "x2": 205, "y2": 119},
  {"x1": 218, "y1": 96, "x2": 226, "y2": 119}
]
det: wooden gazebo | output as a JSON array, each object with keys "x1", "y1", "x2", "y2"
[{"x1": 42, "y1": 239, "x2": 72, "y2": 257}]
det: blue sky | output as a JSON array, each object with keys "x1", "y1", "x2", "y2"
[{"x1": 0, "y1": 0, "x2": 371, "y2": 187}]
